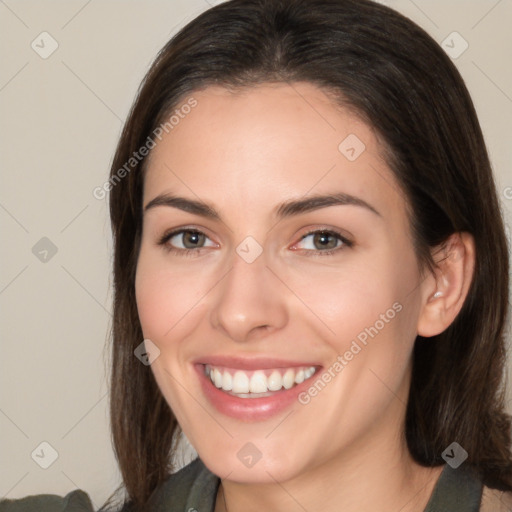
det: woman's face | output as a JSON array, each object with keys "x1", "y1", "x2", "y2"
[{"x1": 135, "y1": 82, "x2": 430, "y2": 482}]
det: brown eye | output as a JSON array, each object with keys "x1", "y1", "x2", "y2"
[
  {"x1": 293, "y1": 229, "x2": 353, "y2": 256},
  {"x1": 158, "y1": 228, "x2": 217, "y2": 256},
  {"x1": 311, "y1": 231, "x2": 339, "y2": 250},
  {"x1": 179, "y1": 230, "x2": 206, "y2": 249}
]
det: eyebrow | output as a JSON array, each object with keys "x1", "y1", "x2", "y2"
[{"x1": 143, "y1": 192, "x2": 381, "y2": 220}]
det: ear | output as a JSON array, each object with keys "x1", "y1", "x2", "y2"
[{"x1": 417, "y1": 232, "x2": 476, "y2": 337}]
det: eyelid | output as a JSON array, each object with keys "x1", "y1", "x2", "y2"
[
  {"x1": 290, "y1": 227, "x2": 353, "y2": 254},
  {"x1": 157, "y1": 225, "x2": 354, "y2": 257},
  {"x1": 158, "y1": 226, "x2": 218, "y2": 248}
]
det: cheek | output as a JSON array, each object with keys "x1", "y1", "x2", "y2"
[
  {"x1": 135, "y1": 247, "x2": 207, "y2": 342},
  {"x1": 134, "y1": 249, "x2": 208, "y2": 424},
  {"x1": 283, "y1": 248, "x2": 420, "y2": 359},
  {"x1": 284, "y1": 264, "x2": 399, "y2": 342}
]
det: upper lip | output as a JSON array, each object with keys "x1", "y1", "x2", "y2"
[{"x1": 193, "y1": 355, "x2": 322, "y2": 371}]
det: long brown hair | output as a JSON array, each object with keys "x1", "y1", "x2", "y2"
[{"x1": 100, "y1": 0, "x2": 512, "y2": 509}]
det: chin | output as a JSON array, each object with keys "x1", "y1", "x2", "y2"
[{"x1": 193, "y1": 437, "x2": 307, "y2": 484}]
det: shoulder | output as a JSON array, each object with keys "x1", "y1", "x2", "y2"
[
  {"x1": 0, "y1": 460, "x2": 218, "y2": 512},
  {"x1": 0, "y1": 489, "x2": 94, "y2": 512},
  {"x1": 479, "y1": 485, "x2": 512, "y2": 512},
  {"x1": 146, "y1": 457, "x2": 220, "y2": 512}
]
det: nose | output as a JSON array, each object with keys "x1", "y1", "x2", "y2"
[{"x1": 210, "y1": 246, "x2": 288, "y2": 343}]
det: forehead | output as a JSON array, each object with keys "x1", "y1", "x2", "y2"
[{"x1": 142, "y1": 82, "x2": 407, "y2": 226}]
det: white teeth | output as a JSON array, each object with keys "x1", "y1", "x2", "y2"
[
  {"x1": 213, "y1": 368, "x2": 223, "y2": 388},
  {"x1": 267, "y1": 370, "x2": 283, "y2": 391},
  {"x1": 205, "y1": 364, "x2": 317, "y2": 395},
  {"x1": 282, "y1": 369, "x2": 295, "y2": 389},
  {"x1": 249, "y1": 371, "x2": 268, "y2": 393},
  {"x1": 232, "y1": 371, "x2": 250, "y2": 393},
  {"x1": 304, "y1": 367, "x2": 315, "y2": 379},
  {"x1": 221, "y1": 371, "x2": 232, "y2": 391}
]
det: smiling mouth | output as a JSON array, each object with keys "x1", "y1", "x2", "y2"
[{"x1": 204, "y1": 364, "x2": 319, "y2": 398}]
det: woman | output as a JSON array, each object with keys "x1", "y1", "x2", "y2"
[{"x1": 2, "y1": 0, "x2": 511, "y2": 511}]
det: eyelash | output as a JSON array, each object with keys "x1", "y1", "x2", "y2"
[{"x1": 157, "y1": 227, "x2": 353, "y2": 258}]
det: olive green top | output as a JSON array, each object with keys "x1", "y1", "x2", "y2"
[{"x1": 0, "y1": 458, "x2": 485, "y2": 511}]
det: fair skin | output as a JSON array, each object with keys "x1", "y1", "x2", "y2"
[{"x1": 135, "y1": 82, "x2": 475, "y2": 512}]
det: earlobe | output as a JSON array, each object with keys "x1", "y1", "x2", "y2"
[{"x1": 417, "y1": 232, "x2": 476, "y2": 337}]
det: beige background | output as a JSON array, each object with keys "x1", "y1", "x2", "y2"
[{"x1": 1, "y1": 0, "x2": 511, "y2": 507}]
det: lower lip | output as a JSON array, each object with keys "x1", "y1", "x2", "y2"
[{"x1": 194, "y1": 364, "x2": 320, "y2": 422}]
